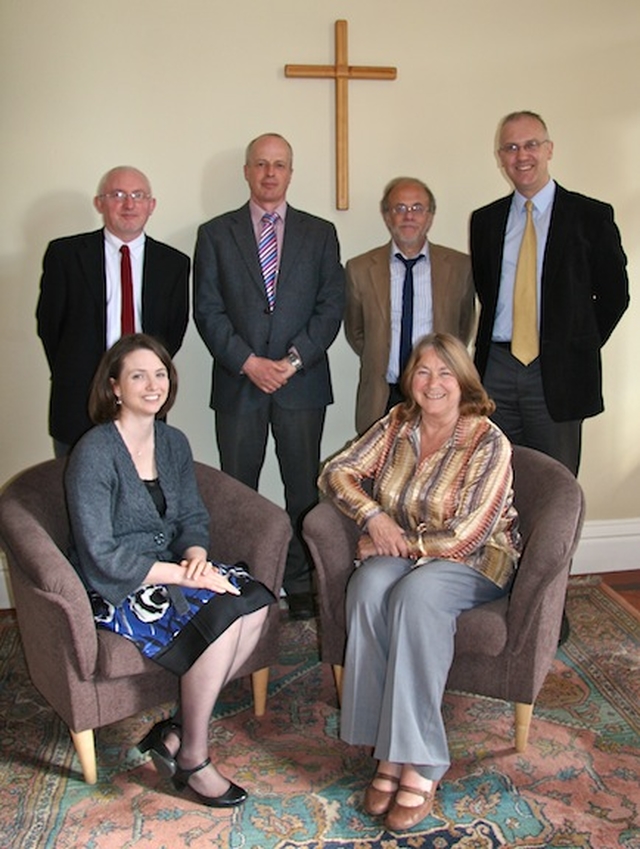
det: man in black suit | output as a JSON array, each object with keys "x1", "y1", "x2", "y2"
[
  {"x1": 470, "y1": 111, "x2": 629, "y2": 475},
  {"x1": 193, "y1": 133, "x2": 345, "y2": 619},
  {"x1": 37, "y1": 166, "x2": 190, "y2": 455}
]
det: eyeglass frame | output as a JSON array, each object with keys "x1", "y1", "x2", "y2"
[
  {"x1": 97, "y1": 190, "x2": 153, "y2": 203},
  {"x1": 498, "y1": 139, "x2": 551, "y2": 156},
  {"x1": 387, "y1": 202, "x2": 433, "y2": 216}
]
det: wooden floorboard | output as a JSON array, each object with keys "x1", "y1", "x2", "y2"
[{"x1": 599, "y1": 569, "x2": 640, "y2": 613}]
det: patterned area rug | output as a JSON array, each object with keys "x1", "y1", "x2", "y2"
[{"x1": 1, "y1": 577, "x2": 638, "y2": 848}]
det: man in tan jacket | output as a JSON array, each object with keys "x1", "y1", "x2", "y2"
[{"x1": 345, "y1": 177, "x2": 475, "y2": 434}]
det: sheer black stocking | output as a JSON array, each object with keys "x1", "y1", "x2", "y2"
[{"x1": 167, "y1": 607, "x2": 267, "y2": 797}]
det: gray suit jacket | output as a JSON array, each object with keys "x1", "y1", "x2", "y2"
[
  {"x1": 345, "y1": 241, "x2": 475, "y2": 434},
  {"x1": 66, "y1": 421, "x2": 210, "y2": 606},
  {"x1": 193, "y1": 203, "x2": 345, "y2": 413}
]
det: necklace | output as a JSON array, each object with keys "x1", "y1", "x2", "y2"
[
  {"x1": 133, "y1": 437, "x2": 153, "y2": 458},
  {"x1": 116, "y1": 421, "x2": 153, "y2": 458}
]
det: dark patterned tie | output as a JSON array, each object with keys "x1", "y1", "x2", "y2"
[
  {"x1": 258, "y1": 212, "x2": 279, "y2": 311},
  {"x1": 396, "y1": 253, "x2": 425, "y2": 377},
  {"x1": 120, "y1": 245, "x2": 135, "y2": 335}
]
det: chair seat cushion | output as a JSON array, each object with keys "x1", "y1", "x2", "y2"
[
  {"x1": 97, "y1": 631, "x2": 162, "y2": 679},
  {"x1": 455, "y1": 597, "x2": 508, "y2": 656}
]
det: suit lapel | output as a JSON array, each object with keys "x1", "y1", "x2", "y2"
[
  {"x1": 228, "y1": 204, "x2": 266, "y2": 296},
  {"x1": 542, "y1": 184, "x2": 571, "y2": 287},
  {"x1": 490, "y1": 198, "x2": 512, "y2": 288},
  {"x1": 141, "y1": 237, "x2": 161, "y2": 324},
  {"x1": 430, "y1": 244, "x2": 451, "y2": 328},
  {"x1": 368, "y1": 243, "x2": 391, "y2": 323},
  {"x1": 78, "y1": 230, "x2": 107, "y2": 338},
  {"x1": 278, "y1": 206, "x2": 306, "y2": 289}
]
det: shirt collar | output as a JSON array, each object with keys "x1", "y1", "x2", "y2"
[
  {"x1": 249, "y1": 199, "x2": 288, "y2": 228},
  {"x1": 513, "y1": 178, "x2": 556, "y2": 215},
  {"x1": 103, "y1": 228, "x2": 146, "y2": 253},
  {"x1": 389, "y1": 239, "x2": 429, "y2": 262},
  {"x1": 402, "y1": 412, "x2": 480, "y2": 453}
]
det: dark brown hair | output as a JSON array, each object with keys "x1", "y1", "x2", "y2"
[
  {"x1": 398, "y1": 333, "x2": 495, "y2": 421},
  {"x1": 88, "y1": 333, "x2": 178, "y2": 424}
]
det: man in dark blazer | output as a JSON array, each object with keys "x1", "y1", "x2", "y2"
[
  {"x1": 346, "y1": 177, "x2": 475, "y2": 435},
  {"x1": 37, "y1": 166, "x2": 190, "y2": 455},
  {"x1": 193, "y1": 133, "x2": 345, "y2": 620},
  {"x1": 471, "y1": 111, "x2": 629, "y2": 476}
]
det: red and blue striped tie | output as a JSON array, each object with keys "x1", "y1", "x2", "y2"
[{"x1": 258, "y1": 212, "x2": 279, "y2": 312}]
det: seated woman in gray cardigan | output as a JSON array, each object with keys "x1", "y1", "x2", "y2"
[{"x1": 65, "y1": 333, "x2": 275, "y2": 809}]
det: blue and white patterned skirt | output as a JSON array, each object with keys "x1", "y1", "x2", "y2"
[{"x1": 88, "y1": 562, "x2": 276, "y2": 675}]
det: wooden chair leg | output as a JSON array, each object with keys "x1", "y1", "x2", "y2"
[
  {"x1": 251, "y1": 667, "x2": 269, "y2": 716},
  {"x1": 332, "y1": 664, "x2": 344, "y2": 705},
  {"x1": 70, "y1": 727, "x2": 97, "y2": 784},
  {"x1": 515, "y1": 702, "x2": 534, "y2": 752}
]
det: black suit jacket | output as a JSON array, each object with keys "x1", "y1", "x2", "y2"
[
  {"x1": 470, "y1": 184, "x2": 629, "y2": 421},
  {"x1": 193, "y1": 203, "x2": 344, "y2": 413},
  {"x1": 37, "y1": 229, "x2": 190, "y2": 445}
]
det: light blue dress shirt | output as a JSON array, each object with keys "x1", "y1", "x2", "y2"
[
  {"x1": 492, "y1": 179, "x2": 556, "y2": 342},
  {"x1": 387, "y1": 241, "x2": 433, "y2": 382}
]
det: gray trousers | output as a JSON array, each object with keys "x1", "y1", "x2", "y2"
[
  {"x1": 215, "y1": 402, "x2": 325, "y2": 596},
  {"x1": 340, "y1": 557, "x2": 508, "y2": 780}
]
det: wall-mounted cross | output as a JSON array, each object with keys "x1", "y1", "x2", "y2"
[{"x1": 285, "y1": 20, "x2": 397, "y2": 210}]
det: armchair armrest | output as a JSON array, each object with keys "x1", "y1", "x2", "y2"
[
  {"x1": 303, "y1": 500, "x2": 359, "y2": 665},
  {"x1": 194, "y1": 463, "x2": 291, "y2": 595},
  {"x1": 0, "y1": 499, "x2": 99, "y2": 681}
]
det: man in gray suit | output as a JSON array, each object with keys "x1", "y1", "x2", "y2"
[
  {"x1": 194, "y1": 133, "x2": 345, "y2": 620},
  {"x1": 345, "y1": 177, "x2": 475, "y2": 435}
]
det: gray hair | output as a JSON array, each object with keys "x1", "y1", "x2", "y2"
[
  {"x1": 499, "y1": 111, "x2": 549, "y2": 136},
  {"x1": 380, "y1": 177, "x2": 436, "y2": 214},
  {"x1": 96, "y1": 166, "x2": 152, "y2": 197}
]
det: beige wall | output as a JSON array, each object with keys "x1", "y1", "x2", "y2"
[{"x1": 1, "y1": 0, "x2": 638, "y2": 521}]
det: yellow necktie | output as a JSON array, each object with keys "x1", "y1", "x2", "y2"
[{"x1": 511, "y1": 200, "x2": 538, "y2": 365}]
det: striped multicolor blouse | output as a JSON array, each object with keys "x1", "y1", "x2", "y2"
[{"x1": 318, "y1": 410, "x2": 521, "y2": 588}]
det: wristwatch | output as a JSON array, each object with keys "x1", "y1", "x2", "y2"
[{"x1": 287, "y1": 350, "x2": 303, "y2": 372}]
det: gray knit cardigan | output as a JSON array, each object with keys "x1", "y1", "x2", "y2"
[{"x1": 65, "y1": 421, "x2": 210, "y2": 606}]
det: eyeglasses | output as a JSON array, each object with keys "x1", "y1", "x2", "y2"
[
  {"x1": 498, "y1": 139, "x2": 550, "y2": 155},
  {"x1": 99, "y1": 190, "x2": 152, "y2": 202},
  {"x1": 389, "y1": 203, "x2": 431, "y2": 216}
]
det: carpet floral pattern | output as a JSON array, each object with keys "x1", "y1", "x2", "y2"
[{"x1": 1, "y1": 577, "x2": 638, "y2": 848}]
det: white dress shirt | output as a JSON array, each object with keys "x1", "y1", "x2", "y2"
[{"x1": 103, "y1": 229, "x2": 145, "y2": 349}]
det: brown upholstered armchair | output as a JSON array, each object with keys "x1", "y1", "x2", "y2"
[
  {"x1": 0, "y1": 458, "x2": 291, "y2": 784},
  {"x1": 302, "y1": 444, "x2": 585, "y2": 752}
]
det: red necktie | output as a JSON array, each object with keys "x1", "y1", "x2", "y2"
[{"x1": 120, "y1": 245, "x2": 135, "y2": 335}]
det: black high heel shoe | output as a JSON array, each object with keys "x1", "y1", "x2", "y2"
[
  {"x1": 172, "y1": 757, "x2": 247, "y2": 807},
  {"x1": 138, "y1": 718, "x2": 181, "y2": 778}
]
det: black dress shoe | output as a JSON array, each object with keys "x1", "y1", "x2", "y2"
[
  {"x1": 138, "y1": 718, "x2": 181, "y2": 778},
  {"x1": 287, "y1": 592, "x2": 315, "y2": 621},
  {"x1": 172, "y1": 757, "x2": 247, "y2": 807},
  {"x1": 558, "y1": 610, "x2": 571, "y2": 647}
]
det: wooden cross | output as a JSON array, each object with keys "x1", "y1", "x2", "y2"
[{"x1": 285, "y1": 20, "x2": 397, "y2": 210}]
